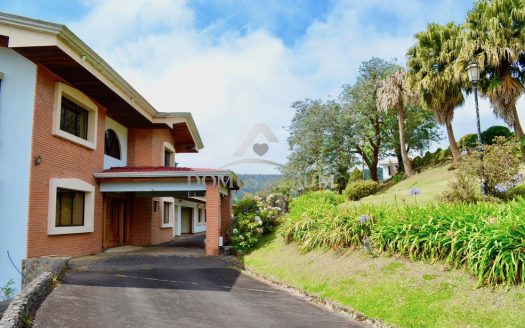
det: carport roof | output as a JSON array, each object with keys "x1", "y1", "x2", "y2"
[{"x1": 94, "y1": 166, "x2": 242, "y2": 190}]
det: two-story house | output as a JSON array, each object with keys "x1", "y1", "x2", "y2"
[{"x1": 0, "y1": 12, "x2": 240, "y2": 290}]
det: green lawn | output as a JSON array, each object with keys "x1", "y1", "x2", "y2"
[
  {"x1": 243, "y1": 233, "x2": 525, "y2": 328},
  {"x1": 359, "y1": 164, "x2": 454, "y2": 205}
]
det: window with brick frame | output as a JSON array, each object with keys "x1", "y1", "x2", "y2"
[
  {"x1": 163, "y1": 142, "x2": 176, "y2": 167},
  {"x1": 153, "y1": 200, "x2": 160, "y2": 213}
]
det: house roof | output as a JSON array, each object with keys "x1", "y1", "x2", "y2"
[
  {"x1": 94, "y1": 166, "x2": 243, "y2": 190},
  {"x1": 0, "y1": 12, "x2": 203, "y2": 152}
]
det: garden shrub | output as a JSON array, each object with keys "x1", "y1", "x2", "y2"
[
  {"x1": 442, "y1": 137, "x2": 522, "y2": 200},
  {"x1": 283, "y1": 191, "x2": 525, "y2": 286},
  {"x1": 481, "y1": 125, "x2": 513, "y2": 145},
  {"x1": 230, "y1": 194, "x2": 283, "y2": 253},
  {"x1": 458, "y1": 133, "x2": 478, "y2": 150},
  {"x1": 344, "y1": 180, "x2": 379, "y2": 201},
  {"x1": 0, "y1": 279, "x2": 15, "y2": 301},
  {"x1": 348, "y1": 168, "x2": 363, "y2": 183}
]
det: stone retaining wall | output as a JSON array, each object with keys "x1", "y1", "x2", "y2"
[
  {"x1": 0, "y1": 256, "x2": 69, "y2": 328},
  {"x1": 21, "y1": 256, "x2": 70, "y2": 288},
  {"x1": 0, "y1": 272, "x2": 52, "y2": 328}
]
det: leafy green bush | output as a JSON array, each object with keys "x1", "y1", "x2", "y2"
[
  {"x1": 231, "y1": 194, "x2": 283, "y2": 253},
  {"x1": 481, "y1": 125, "x2": 513, "y2": 145},
  {"x1": 0, "y1": 279, "x2": 15, "y2": 301},
  {"x1": 344, "y1": 180, "x2": 379, "y2": 200},
  {"x1": 412, "y1": 148, "x2": 452, "y2": 171},
  {"x1": 442, "y1": 137, "x2": 521, "y2": 200},
  {"x1": 283, "y1": 191, "x2": 525, "y2": 286},
  {"x1": 458, "y1": 133, "x2": 478, "y2": 150},
  {"x1": 348, "y1": 168, "x2": 363, "y2": 183}
]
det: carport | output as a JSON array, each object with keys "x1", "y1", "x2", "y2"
[{"x1": 94, "y1": 167, "x2": 242, "y2": 256}]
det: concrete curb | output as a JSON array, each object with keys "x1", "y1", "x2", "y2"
[{"x1": 226, "y1": 257, "x2": 392, "y2": 328}]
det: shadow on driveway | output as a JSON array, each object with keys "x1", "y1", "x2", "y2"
[{"x1": 33, "y1": 242, "x2": 364, "y2": 328}]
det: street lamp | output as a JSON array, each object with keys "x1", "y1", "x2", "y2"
[{"x1": 466, "y1": 61, "x2": 488, "y2": 195}]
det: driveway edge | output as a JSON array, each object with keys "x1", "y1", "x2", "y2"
[{"x1": 225, "y1": 257, "x2": 391, "y2": 328}]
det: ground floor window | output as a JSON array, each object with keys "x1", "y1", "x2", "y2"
[
  {"x1": 56, "y1": 188, "x2": 85, "y2": 227},
  {"x1": 48, "y1": 178, "x2": 95, "y2": 235},
  {"x1": 163, "y1": 202, "x2": 170, "y2": 224},
  {"x1": 160, "y1": 198, "x2": 174, "y2": 228}
]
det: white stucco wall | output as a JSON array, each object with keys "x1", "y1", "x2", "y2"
[
  {"x1": 172, "y1": 198, "x2": 206, "y2": 236},
  {"x1": 103, "y1": 116, "x2": 128, "y2": 169},
  {"x1": 0, "y1": 47, "x2": 36, "y2": 292}
]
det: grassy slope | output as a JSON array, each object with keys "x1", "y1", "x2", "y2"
[
  {"x1": 359, "y1": 164, "x2": 454, "y2": 205},
  {"x1": 243, "y1": 234, "x2": 525, "y2": 328}
]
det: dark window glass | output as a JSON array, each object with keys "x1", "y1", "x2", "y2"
[
  {"x1": 60, "y1": 97, "x2": 88, "y2": 139},
  {"x1": 56, "y1": 188, "x2": 85, "y2": 227},
  {"x1": 153, "y1": 200, "x2": 159, "y2": 213},
  {"x1": 164, "y1": 149, "x2": 172, "y2": 167},
  {"x1": 104, "y1": 129, "x2": 121, "y2": 159},
  {"x1": 163, "y1": 202, "x2": 170, "y2": 224}
]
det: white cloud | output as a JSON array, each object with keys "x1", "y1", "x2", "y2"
[{"x1": 69, "y1": 0, "x2": 517, "y2": 173}]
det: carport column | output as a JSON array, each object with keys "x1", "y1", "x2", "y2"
[
  {"x1": 205, "y1": 182, "x2": 221, "y2": 256},
  {"x1": 220, "y1": 191, "x2": 232, "y2": 242}
]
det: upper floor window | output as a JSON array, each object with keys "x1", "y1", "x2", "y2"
[
  {"x1": 53, "y1": 82, "x2": 98, "y2": 149},
  {"x1": 60, "y1": 97, "x2": 88, "y2": 140},
  {"x1": 105, "y1": 129, "x2": 121, "y2": 159},
  {"x1": 163, "y1": 142, "x2": 176, "y2": 167}
]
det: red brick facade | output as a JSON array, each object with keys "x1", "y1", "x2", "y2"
[
  {"x1": 27, "y1": 66, "x2": 105, "y2": 258},
  {"x1": 25, "y1": 62, "x2": 229, "y2": 260},
  {"x1": 26, "y1": 66, "x2": 178, "y2": 259},
  {"x1": 205, "y1": 183, "x2": 221, "y2": 256}
]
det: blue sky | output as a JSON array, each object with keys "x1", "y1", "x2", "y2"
[{"x1": 1, "y1": 0, "x2": 509, "y2": 174}]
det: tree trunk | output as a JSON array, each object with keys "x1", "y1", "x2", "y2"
[
  {"x1": 369, "y1": 161, "x2": 378, "y2": 181},
  {"x1": 445, "y1": 117, "x2": 460, "y2": 164},
  {"x1": 512, "y1": 105, "x2": 524, "y2": 138},
  {"x1": 395, "y1": 147, "x2": 404, "y2": 173},
  {"x1": 398, "y1": 107, "x2": 414, "y2": 176}
]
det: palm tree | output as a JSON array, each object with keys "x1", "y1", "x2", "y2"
[
  {"x1": 407, "y1": 22, "x2": 465, "y2": 164},
  {"x1": 377, "y1": 70, "x2": 417, "y2": 176},
  {"x1": 457, "y1": 0, "x2": 525, "y2": 138}
]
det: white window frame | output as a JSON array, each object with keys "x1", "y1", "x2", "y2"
[
  {"x1": 161, "y1": 197, "x2": 174, "y2": 228},
  {"x1": 53, "y1": 82, "x2": 98, "y2": 149},
  {"x1": 48, "y1": 178, "x2": 95, "y2": 235},
  {"x1": 162, "y1": 142, "x2": 176, "y2": 167}
]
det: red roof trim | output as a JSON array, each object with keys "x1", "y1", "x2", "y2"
[{"x1": 101, "y1": 166, "x2": 224, "y2": 173}]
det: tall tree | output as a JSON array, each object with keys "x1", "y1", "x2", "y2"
[
  {"x1": 382, "y1": 105, "x2": 443, "y2": 170},
  {"x1": 407, "y1": 22, "x2": 465, "y2": 163},
  {"x1": 285, "y1": 99, "x2": 355, "y2": 192},
  {"x1": 458, "y1": 0, "x2": 525, "y2": 138},
  {"x1": 377, "y1": 70, "x2": 418, "y2": 176},
  {"x1": 339, "y1": 58, "x2": 400, "y2": 181}
]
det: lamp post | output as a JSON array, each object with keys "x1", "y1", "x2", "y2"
[{"x1": 466, "y1": 61, "x2": 488, "y2": 195}]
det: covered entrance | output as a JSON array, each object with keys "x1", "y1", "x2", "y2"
[
  {"x1": 94, "y1": 167, "x2": 242, "y2": 256},
  {"x1": 180, "y1": 206, "x2": 193, "y2": 233},
  {"x1": 103, "y1": 195, "x2": 130, "y2": 248}
]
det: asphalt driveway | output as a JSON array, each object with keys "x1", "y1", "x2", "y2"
[{"x1": 32, "y1": 236, "x2": 364, "y2": 328}]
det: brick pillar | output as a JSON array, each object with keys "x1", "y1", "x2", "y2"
[
  {"x1": 220, "y1": 191, "x2": 232, "y2": 242},
  {"x1": 205, "y1": 183, "x2": 221, "y2": 256}
]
